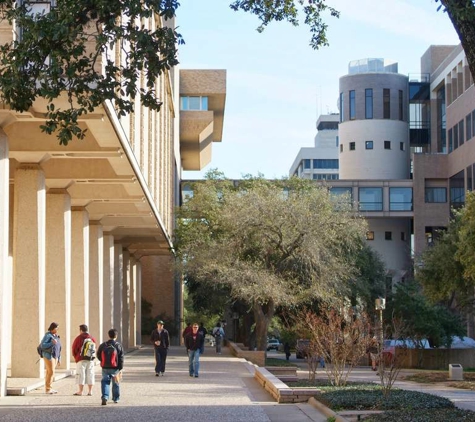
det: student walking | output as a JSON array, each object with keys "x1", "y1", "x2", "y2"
[
  {"x1": 71, "y1": 324, "x2": 97, "y2": 396},
  {"x1": 97, "y1": 329, "x2": 124, "y2": 405},
  {"x1": 185, "y1": 323, "x2": 205, "y2": 378},
  {"x1": 212, "y1": 322, "x2": 225, "y2": 354},
  {"x1": 40, "y1": 322, "x2": 62, "y2": 394},
  {"x1": 150, "y1": 320, "x2": 170, "y2": 376}
]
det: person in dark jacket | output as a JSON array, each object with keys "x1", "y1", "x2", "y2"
[
  {"x1": 40, "y1": 322, "x2": 61, "y2": 394},
  {"x1": 284, "y1": 342, "x2": 291, "y2": 361},
  {"x1": 97, "y1": 328, "x2": 124, "y2": 405},
  {"x1": 150, "y1": 320, "x2": 170, "y2": 376},
  {"x1": 184, "y1": 323, "x2": 205, "y2": 378},
  {"x1": 71, "y1": 324, "x2": 97, "y2": 396}
]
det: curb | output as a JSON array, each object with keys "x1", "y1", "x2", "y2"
[{"x1": 308, "y1": 397, "x2": 350, "y2": 422}]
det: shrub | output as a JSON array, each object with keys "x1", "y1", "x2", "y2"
[
  {"x1": 364, "y1": 409, "x2": 475, "y2": 421},
  {"x1": 315, "y1": 386, "x2": 454, "y2": 411},
  {"x1": 265, "y1": 358, "x2": 296, "y2": 367}
]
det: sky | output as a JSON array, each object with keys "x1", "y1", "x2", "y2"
[{"x1": 178, "y1": 0, "x2": 460, "y2": 180}]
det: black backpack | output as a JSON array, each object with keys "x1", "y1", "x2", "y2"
[{"x1": 100, "y1": 342, "x2": 118, "y2": 368}]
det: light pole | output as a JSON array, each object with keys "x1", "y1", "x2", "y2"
[{"x1": 375, "y1": 297, "x2": 386, "y2": 369}]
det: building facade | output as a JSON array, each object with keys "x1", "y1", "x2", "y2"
[
  {"x1": 290, "y1": 49, "x2": 475, "y2": 304},
  {"x1": 0, "y1": 12, "x2": 226, "y2": 396}
]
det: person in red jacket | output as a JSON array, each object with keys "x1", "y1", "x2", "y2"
[{"x1": 71, "y1": 324, "x2": 97, "y2": 396}]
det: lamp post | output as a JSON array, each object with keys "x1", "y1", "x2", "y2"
[{"x1": 375, "y1": 297, "x2": 386, "y2": 369}]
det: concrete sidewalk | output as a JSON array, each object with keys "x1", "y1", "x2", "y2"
[{"x1": 0, "y1": 346, "x2": 327, "y2": 422}]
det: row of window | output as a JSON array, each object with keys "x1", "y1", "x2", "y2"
[
  {"x1": 366, "y1": 231, "x2": 407, "y2": 241},
  {"x1": 448, "y1": 109, "x2": 475, "y2": 153},
  {"x1": 330, "y1": 187, "x2": 412, "y2": 211},
  {"x1": 302, "y1": 159, "x2": 339, "y2": 170},
  {"x1": 340, "y1": 88, "x2": 403, "y2": 122},
  {"x1": 313, "y1": 174, "x2": 339, "y2": 180},
  {"x1": 341, "y1": 140, "x2": 405, "y2": 152}
]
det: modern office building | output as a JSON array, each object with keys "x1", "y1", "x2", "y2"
[
  {"x1": 290, "y1": 48, "x2": 475, "y2": 306},
  {"x1": 0, "y1": 13, "x2": 226, "y2": 396}
]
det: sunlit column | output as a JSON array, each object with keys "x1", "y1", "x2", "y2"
[
  {"x1": 102, "y1": 234, "x2": 114, "y2": 337},
  {"x1": 89, "y1": 222, "x2": 103, "y2": 344},
  {"x1": 45, "y1": 189, "x2": 71, "y2": 369},
  {"x1": 113, "y1": 244, "x2": 123, "y2": 340},
  {"x1": 11, "y1": 164, "x2": 46, "y2": 377},
  {"x1": 122, "y1": 250, "x2": 130, "y2": 350}
]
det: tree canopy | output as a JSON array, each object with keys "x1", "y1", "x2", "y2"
[
  {"x1": 1, "y1": 1, "x2": 472, "y2": 143},
  {"x1": 175, "y1": 174, "x2": 369, "y2": 350}
]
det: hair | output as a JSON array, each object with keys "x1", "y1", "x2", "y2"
[
  {"x1": 48, "y1": 322, "x2": 58, "y2": 331},
  {"x1": 108, "y1": 328, "x2": 118, "y2": 339},
  {"x1": 216, "y1": 322, "x2": 221, "y2": 327},
  {"x1": 192, "y1": 323, "x2": 199, "y2": 328},
  {"x1": 80, "y1": 324, "x2": 88, "y2": 333}
]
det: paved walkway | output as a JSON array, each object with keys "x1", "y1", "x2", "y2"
[{"x1": 0, "y1": 346, "x2": 327, "y2": 422}]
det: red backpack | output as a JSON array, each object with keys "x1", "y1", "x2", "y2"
[{"x1": 100, "y1": 342, "x2": 118, "y2": 368}]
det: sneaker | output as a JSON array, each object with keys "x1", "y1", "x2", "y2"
[
  {"x1": 194, "y1": 375, "x2": 199, "y2": 378},
  {"x1": 155, "y1": 373, "x2": 159, "y2": 377},
  {"x1": 113, "y1": 399, "x2": 119, "y2": 404},
  {"x1": 101, "y1": 398, "x2": 107, "y2": 406}
]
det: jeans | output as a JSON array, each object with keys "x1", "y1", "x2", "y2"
[
  {"x1": 101, "y1": 368, "x2": 120, "y2": 401},
  {"x1": 154, "y1": 347, "x2": 168, "y2": 374},
  {"x1": 215, "y1": 337, "x2": 222, "y2": 353},
  {"x1": 188, "y1": 349, "x2": 200, "y2": 376}
]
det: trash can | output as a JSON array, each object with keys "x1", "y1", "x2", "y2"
[{"x1": 449, "y1": 363, "x2": 463, "y2": 381}]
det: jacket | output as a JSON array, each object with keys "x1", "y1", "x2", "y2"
[
  {"x1": 40, "y1": 332, "x2": 61, "y2": 362},
  {"x1": 150, "y1": 329, "x2": 170, "y2": 349},
  {"x1": 97, "y1": 340, "x2": 124, "y2": 370},
  {"x1": 184, "y1": 332, "x2": 204, "y2": 354},
  {"x1": 72, "y1": 332, "x2": 97, "y2": 363}
]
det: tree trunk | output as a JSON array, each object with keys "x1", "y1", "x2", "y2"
[
  {"x1": 253, "y1": 300, "x2": 275, "y2": 351},
  {"x1": 442, "y1": 1, "x2": 475, "y2": 81}
]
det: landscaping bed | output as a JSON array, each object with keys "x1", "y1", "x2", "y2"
[
  {"x1": 402, "y1": 371, "x2": 475, "y2": 391},
  {"x1": 265, "y1": 357, "x2": 296, "y2": 367},
  {"x1": 288, "y1": 379, "x2": 475, "y2": 421}
]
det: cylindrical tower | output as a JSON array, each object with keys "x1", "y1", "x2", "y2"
[{"x1": 339, "y1": 59, "x2": 410, "y2": 180}]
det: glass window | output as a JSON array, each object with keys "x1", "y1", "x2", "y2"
[
  {"x1": 349, "y1": 90, "x2": 356, "y2": 120},
  {"x1": 450, "y1": 170, "x2": 465, "y2": 209},
  {"x1": 339, "y1": 92, "x2": 344, "y2": 122},
  {"x1": 384, "y1": 140, "x2": 391, "y2": 150},
  {"x1": 467, "y1": 113, "x2": 472, "y2": 141},
  {"x1": 472, "y1": 110, "x2": 475, "y2": 139},
  {"x1": 180, "y1": 96, "x2": 209, "y2": 111},
  {"x1": 459, "y1": 120, "x2": 465, "y2": 146},
  {"x1": 340, "y1": 144, "x2": 343, "y2": 153},
  {"x1": 313, "y1": 159, "x2": 339, "y2": 169},
  {"x1": 467, "y1": 165, "x2": 473, "y2": 192},
  {"x1": 400, "y1": 142, "x2": 405, "y2": 151},
  {"x1": 390, "y1": 187, "x2": 412, "y2": 211},
  {"x1": 366, "y1": 231, "x2": 374, "y2": 241},
  {"x1": 383, "y1": 88, "x2": 390, "y2": 119},
  {"x1": 425, "y1": 187, "x2": 447, "y2": 203},
  {"x1": 349, "y1": 142, "x2": 355, "y2": 151},
  {"x1": 365, "y1": 89, "x2": 373, "y2": 119},
  {"x1": 336, "y1": 136, "x2": 339, "y2": 147},
  {"x1": 449, "y1": 128, "x2": 453, "y2": 153},
  {"x1": 401, "y1": 232, "x2": 406, "y2": 241},
  {"x1": 358, "y1": 187, "x2": 383, "y2": 211},
  {"x1": 398, "y1": 90, "x2": 403, "y2": 121},
  {"x1": 454, "y1": 124, "x2": 459, "y2": 149},
  {"x1": 330, "y1": 187, "x2": 352, "y2": 202},
  {"x1": 303, "y1": 159, "x2": 311, "y2": 169},
  {"x1": 365, "y1": 141, "x2": 373, "y2": 150},
  {"x1": 385, "y1": 231, "x2": 392, "y2": 240}
]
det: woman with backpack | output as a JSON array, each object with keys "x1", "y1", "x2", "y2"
[{"x1": 40, "y1": 322, "x2": 62, "y2": 394}]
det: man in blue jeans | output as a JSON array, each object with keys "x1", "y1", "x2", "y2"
[
  {"x1": 184, "y1": 323, "x2": 204, "y2": 378},
  {"x1": 97, "y1": 328, "x2": 124, "y2": 405}
]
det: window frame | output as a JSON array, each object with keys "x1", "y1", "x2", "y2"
[
  {"x1": 349, "y1": 142, "x2": 356, "y2": 151},
  {"x1": 365, "y1": 141, "x2": 373, "y2": 150},
  {"x1": 365, "y1": 88, "x2": 373, "y2": 119},
  {"x1": 384, "y1": 140, "x2": 391, "y2": 150}
]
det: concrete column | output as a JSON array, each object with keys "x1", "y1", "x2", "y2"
[
  {"x1": 136, "y1": 261, "x2": 142, "y2": 345},
  {"x1": 129, "y1": 257, "x2": 137, "y2": 348},
  {"x1": 122, "y1": 250, "x2": 130, "y2": 350},
  {"x1": 0, "y1": 132, "x2": 10, "y2": 395},
  {"x1": 45, "y1": 190, "x2": 71, "y2": 369},
  {"x1": 102, "y1": 234, "x2": 114, "y2": 338},
  {"x1": 113, "y1": 244, "x2": 123, "y2": 340},
  {"x1": 12, "y1": 164, "x2": 46, "y2": 377},
  {"x1": 89, "y1": 222, "x2": 103, "y2": 344},
  {"x1": 70, "y1": 207, "x2": 89, "y2": 360}
]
